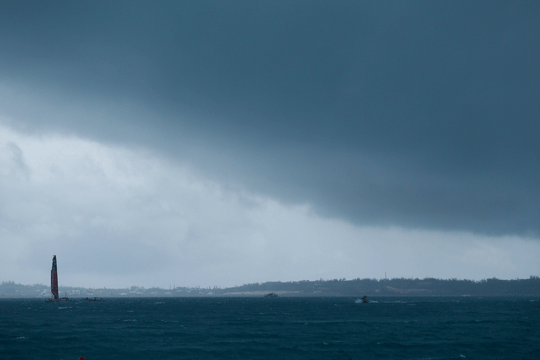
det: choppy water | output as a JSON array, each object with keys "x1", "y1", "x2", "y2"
[{"x1": 1, "y1": 297, "x2": 539, "y2": 359}]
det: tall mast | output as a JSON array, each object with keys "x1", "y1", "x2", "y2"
[{"x1": 51, "y1": 255, "x2": 59, "y2": 300}]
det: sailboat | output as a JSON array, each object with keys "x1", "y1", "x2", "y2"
[{"x1": 44, "y1": 255, "x2": 70, "y2": 302}]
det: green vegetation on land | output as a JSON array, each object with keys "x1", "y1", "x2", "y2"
[{"x1": 2, "y1": 276, "x2": 540, "y2": 298}]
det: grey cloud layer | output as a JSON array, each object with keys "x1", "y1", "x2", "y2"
[{"x1": 1, "y1": 1, "x2": 539, "y2": 235}]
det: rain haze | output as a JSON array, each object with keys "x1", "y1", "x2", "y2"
[{"x1": 0, "y1": 1, "x2": 539, "y2": 288}]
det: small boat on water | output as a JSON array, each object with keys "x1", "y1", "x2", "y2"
[
  {"x1": 264, "y1": 293, "x2": 279, "y2": 298},
  {"x1": 355, "y1": 296, "x2": 369, "y2": 304},
  {"x1": 83, "y1": 297, "x2": 103, "y2": 302}
]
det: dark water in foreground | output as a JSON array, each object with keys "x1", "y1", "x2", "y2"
[{"x1": 1, "y1": 297, "x2": 539, "y2": 360}]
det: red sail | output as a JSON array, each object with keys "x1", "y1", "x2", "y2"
[{"x1": 51, "y1": 255, "x2": 59, "y2": 300}]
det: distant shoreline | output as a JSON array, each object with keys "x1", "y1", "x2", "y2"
[{"x1": 2, "y1": 276, "x2": 540, "y2": 298}]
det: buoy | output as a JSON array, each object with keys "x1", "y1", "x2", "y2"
[{"x1": 79, "y1": 357, "x2": 85, "y2": 360}]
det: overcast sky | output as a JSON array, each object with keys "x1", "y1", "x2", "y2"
[{"x1": 1, "y1": 1, "x2": 539, "y2": 288}]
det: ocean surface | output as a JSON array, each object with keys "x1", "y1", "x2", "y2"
[{"x1": 1, "y1": 297, "x2": 539, "y2": 360}]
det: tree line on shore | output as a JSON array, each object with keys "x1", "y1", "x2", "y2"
[{"x1": 1, "y1": 276, "x2": 539, "y2": 298}]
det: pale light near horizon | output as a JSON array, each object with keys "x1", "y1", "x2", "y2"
[{"x1": 1, "y1": 121, "x2": 538, "y2": 288}]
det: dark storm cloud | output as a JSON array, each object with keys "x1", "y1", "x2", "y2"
[{"x1": 1, "y1": 1, "x2": 539, "y2": 236}]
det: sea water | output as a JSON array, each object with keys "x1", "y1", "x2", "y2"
[{"x1": 1, "y1": 297, "x2": 539, "y2": 359}]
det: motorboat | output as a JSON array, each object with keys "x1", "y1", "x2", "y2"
[{"x1": 355, "y1": 296, "x2": 369, "y2": 303}]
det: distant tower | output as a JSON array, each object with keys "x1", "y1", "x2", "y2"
[{"x1": 51, "y1": 255, "x2": 59, "y2": 300}]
